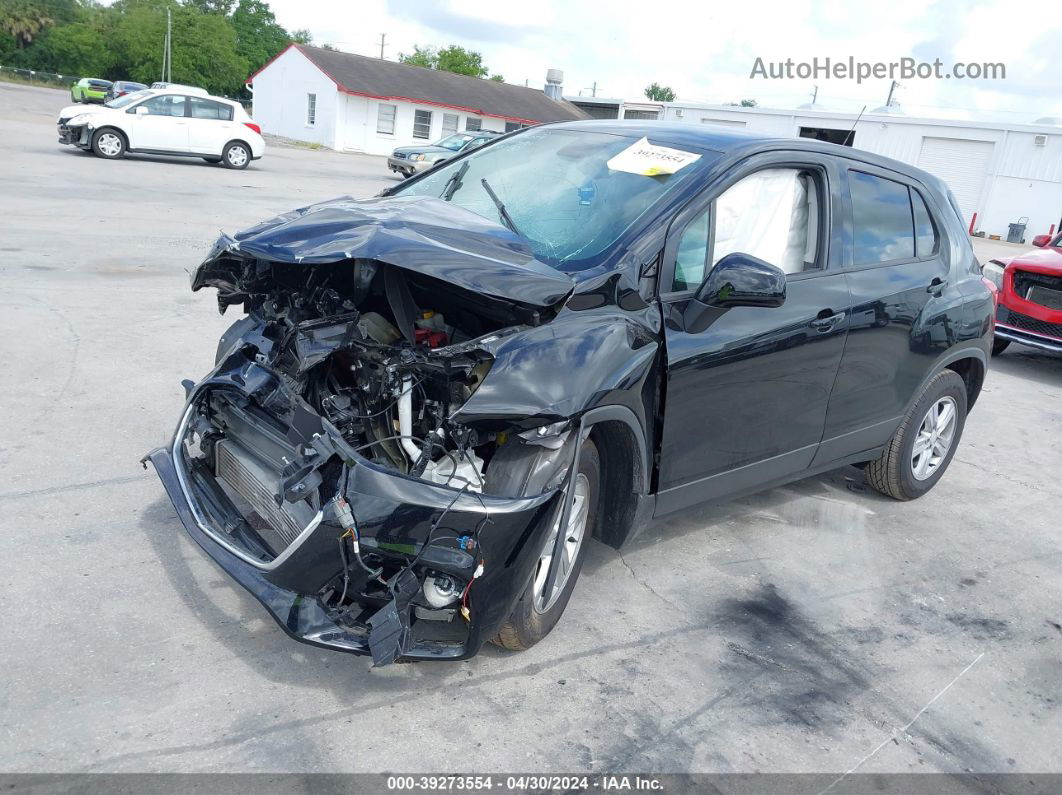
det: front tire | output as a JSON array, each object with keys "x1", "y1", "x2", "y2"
[
  {"x1": 491, "y1": 438, "x2": 600, "y2": 651},
  {"x1": 221, "y1": 141, "x2": 250, "y2": 169},
  {"x1": 992, "y1": 338, "x2": 1010, "y2": 355},
  {"x1": 91, "y1": 128, "x2": 126, "y2": 159},
  {"x1": 865, "y1": 370, "x2": 967, "y2": 500}
]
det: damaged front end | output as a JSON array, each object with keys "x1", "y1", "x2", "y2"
[{"x1": 146, "y1": 196, "x2": 587, "y2": 664}]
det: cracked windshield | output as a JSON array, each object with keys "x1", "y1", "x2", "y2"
[{"x1": 394, "y1": 128, "x2": 708, "y2": 270}]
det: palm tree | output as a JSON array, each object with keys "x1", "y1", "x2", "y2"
[{"x1": 0, "y1": 1, "x2": 54, "y2": 48}]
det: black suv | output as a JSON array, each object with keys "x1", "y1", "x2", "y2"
[{"x1": 147, "y1": 121, "x2": 993, "y2": 665}]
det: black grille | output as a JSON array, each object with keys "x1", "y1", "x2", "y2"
[
  {"x1": 1013, "y1": 269, "x2": 1062, "y2": 303},
  {"x1": 997, "y1": 306, "x2": 1062, "y2": 340}
]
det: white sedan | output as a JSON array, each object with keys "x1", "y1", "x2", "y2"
[{"x1": 56, "y1": 88, "x2": 265, "y2": 169}]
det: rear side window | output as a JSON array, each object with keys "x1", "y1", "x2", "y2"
[
  {"x1": 911, "y1": 189, "x2": 938, "y2": 257},
  {"x1": 849, "y1": 171, "x2": 915, "y2": 264},
  {"x1": 190, "y1": 97, "x2": 233, "y2": 121}
]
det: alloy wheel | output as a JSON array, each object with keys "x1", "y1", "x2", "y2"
[
  {"x1": 532, "y1": 473, "x2": 589, "y2": 614},
  {"x1": 911, "y1": 396, "x2": 957, "y2": 481}
]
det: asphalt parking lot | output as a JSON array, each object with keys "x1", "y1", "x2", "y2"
[{"x1": 2, "y1": 81, "x2": 1060, "y2": 776}]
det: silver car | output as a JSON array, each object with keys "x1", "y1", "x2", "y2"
[{"x1": 388, "y1": 131, "x2": 500, "y2": 178}]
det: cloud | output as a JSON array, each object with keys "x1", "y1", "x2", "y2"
[{"x1": 266, "y1": 0, "x2": 1062, "y2": 120}]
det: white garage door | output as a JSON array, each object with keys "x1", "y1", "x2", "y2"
[{"x1": 917, "y1": 137, "x2": 994, "y2": 227}]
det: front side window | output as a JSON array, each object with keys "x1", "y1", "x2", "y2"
[
  {"x1": 190, "y1": 97, "x2": 233, "y2": 121},
  {"x1": 306, "y1": 93, "x2": 316, "y2": 126},
  {"x1": 670, "y1": 168, "x2": 823, "y2": 292},
  {"x1": 850, "y1": 170, "x2": 916, "y2": 264},
  {"x1": 413, "y1": 109, "x2": 432, "y2": 139},
  {"x1": 377, "y1": 103, "x2": 396, "y2": 135},
  {"x1": 394, "y1": 127, "x2": 711, "y2": 270},
  {"x1": 465, "y1": 117, "x2": 482, "y2": 131},
  {"x1": 136, "y1": 95, "x2": 186, "y2": 117},
  {"x1": 108, "y1": 90, "x2": 151, "y2": 109}
]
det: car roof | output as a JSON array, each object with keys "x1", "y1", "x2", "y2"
[
  {"x1": 545, "y1": 119, "x2": 950, "y2": 193},
  {"x1": 138, "y1": 88, "x2": 239, "y2": 106}
]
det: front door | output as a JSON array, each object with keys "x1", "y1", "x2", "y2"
[
  {"x1": 656, "y1": 156, "x2": 851, "y2": 515},
  {"x1": 128, "y1": 94, "x2": 189, "y2": 152}
]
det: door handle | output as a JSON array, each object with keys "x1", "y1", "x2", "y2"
[
  {"x1": 927, "y1": 277, "x2": 947, "y2": 295},
  {"x1": 811, "y1": 310, "x2": 846, "y2": 331}
]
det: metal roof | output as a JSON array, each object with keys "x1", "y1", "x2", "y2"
[{"x1": 254, "y1": 44, "x2": 589, "y2": 125}]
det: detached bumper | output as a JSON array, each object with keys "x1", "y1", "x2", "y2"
[
  {"x1": 145, "y1": 364, "x2": 564, "y2": 662},
  {"x1": 57, "y1": 124, "x2": 88, "y2": 146}
]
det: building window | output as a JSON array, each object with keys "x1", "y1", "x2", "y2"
[
  {"x1": 376, "y1": 103, "x2": 396, "y2": 135},
  {"x1": 442, "y1": 113, "x2": 458, "y2": 135},
  {"x1": 465, "y1": 117, "x2": 482, "y2": 131},
  {"x1": 504, "y1": 121, "x2": 524, "y2": 133},
  {"x1": 413, "y1": 109, "x2": 432, "y2": 139},
  {"x1": 306, "y1": 93, "x2": 316, "y2": 126}
]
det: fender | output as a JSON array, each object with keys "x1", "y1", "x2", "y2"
[
  {"x1": 901, "y1": 343, "x2": 988, "y2": 419},
  {"x1": 581, "y1": 404, "x2": 651, "y2": 493}
]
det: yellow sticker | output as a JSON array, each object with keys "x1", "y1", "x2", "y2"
[{"x1": 607, "y1": 136, "x2": 701, "y2": 176}]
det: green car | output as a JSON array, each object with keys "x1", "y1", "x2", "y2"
[{"x1": 70, "y1": 78, "x2": 113, "y2": 104}]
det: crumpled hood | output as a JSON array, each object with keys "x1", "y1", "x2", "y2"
[{"x1": 196, "y1": 195, "x2": 575, "y2": 308}]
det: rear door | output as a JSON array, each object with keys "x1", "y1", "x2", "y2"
[
  {"x1": 127, "y1": 94, "x2": 189, "y2": 152},
  {"x1": 187, "y1": 97, "x2": 237, "y2": 155},
  {"x1": 815, "y1": 165, "x2": 959, "y2": 464},
  {"x1": 656, "y1": 152, "x2": 851, "y2": 515}
]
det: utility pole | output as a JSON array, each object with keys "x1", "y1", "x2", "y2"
[
  {"x1": 377, "y1": 33, "x2": 387, "y2": 59},
  {"x1": 885, "y1": 79, "x2": 900, "y2": 107},
  {"x1": 582, "y1": 81, "x2": 599, "y2": 97},
  {"x1": 160, "y1": 8, "x2": 172, "y2": 83},
  {"x1": 810, "y1": 84, "x2": 818, "y2": 104}
]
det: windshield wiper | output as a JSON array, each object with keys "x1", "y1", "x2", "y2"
[
  {"x1": 480, "y1": 178, "x2": 522, "y2": 238},
  {"x1": 440, "y1": 160, "x2": 469, "y2": 201}
]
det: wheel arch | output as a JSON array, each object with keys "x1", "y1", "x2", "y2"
[
  {"x1": 582, "y1": 405, "x2": 652, "y2": 550},
  {"x1": 223, "y1": 138, "x2": 252, "y2": 155},
  {"x1": 94, "y1": 125, "x2": 128, "y2": 146}
]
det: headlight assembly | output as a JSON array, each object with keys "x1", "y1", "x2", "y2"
[{"x1": 981, "y1": 260, "x2": 1005, "y2": 290}]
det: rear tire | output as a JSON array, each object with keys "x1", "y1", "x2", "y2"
[
  {"x1": 221, "y1": 141, "x2": 250, "y2": 169},
  {"x1": 865, "y1": 370, "x2": 967, "y2": 501},
  {"x1": 91, "y1": 128, "x2": 126, "y2": 160},
  {"x1": 992, "y1": 338, "x2": 1010, "y2": 355},
  {"x1": 491, "y1": 438, "x2": 600, "y2": 652}
]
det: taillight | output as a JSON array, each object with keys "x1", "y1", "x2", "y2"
[{"x1": 243, "y1": 122, "x2": 261, "y2": 135}]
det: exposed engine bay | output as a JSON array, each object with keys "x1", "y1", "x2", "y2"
[{"x1": 197, "y1": 253, "x2": 566, "y2": 496}]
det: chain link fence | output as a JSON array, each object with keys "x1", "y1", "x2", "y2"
[{"x1": 0, "y1": 64, "x2": 82, "y2": 89}]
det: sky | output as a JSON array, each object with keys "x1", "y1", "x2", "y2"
[{"x1": 265, "y1": 0, "x2": 1062, "y2": 124}]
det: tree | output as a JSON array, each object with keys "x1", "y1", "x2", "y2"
[
  {"x1": 230, "y1": 0, "x2": 290, "y2": 76},
  {"x1": 0, "y1": 0, "x2": 54, "y2": 48},
  {"x1": 113, "y1": 1, "x2": 248, "y2": 95},
  {"x1": 489, "y1": 74, "x2": 504, "y2": 82},
  {"x1": 399, "y1": 44, "x2": 491, "y2": 78},
  {"x1": 740, "y1": 98, "x2": 757, "y2": 107},
  {"x1": 290, "y1": 28, "x2": 311, "y2": 44},
  {"x1": 19, "y1": 22, "x2": 113, "y2": 76},
  {"x1": 644, "y1": 82, "x2": 676, "y2": 102},
  {"x1": 398, "y1": 44, "x2": 436, "y2": 69}
]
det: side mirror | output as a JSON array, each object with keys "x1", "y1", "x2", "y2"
[
  {"x1": 1031, "y1": 234, "x2": 1051, "y2": 248},
  {"x1": 695, "y1": 252, "x2": 787, "y2": 309},
  {"x1": 135, "y1": 106, "x2": 149, "y2": 116}
]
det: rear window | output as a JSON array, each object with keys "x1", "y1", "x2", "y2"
[
  {"x1": 89, "y1": 80, "x2": 111, "y2": 88},
  {"x1": 849, "y1": 171, "x2": 916, "y2": 264},
  {"x1": 911, "y1": 189, "x2": 939, "y2": 257},
  {"x1": 190, "y1": 97, "x2": 233, "y2": 121}
]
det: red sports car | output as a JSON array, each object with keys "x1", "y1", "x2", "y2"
[{"x1": 983, "y1": 232, "x2": 1062, "y2": 354}]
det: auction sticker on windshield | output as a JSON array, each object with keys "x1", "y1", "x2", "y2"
[{"x1": 607, "y1": 136, "x2": 701, "y2": 176}]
